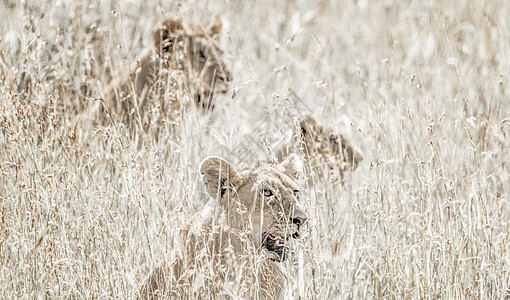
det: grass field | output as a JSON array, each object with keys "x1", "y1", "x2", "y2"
[{"x1": 1, "y1": 0, "x2": 510, "y2": 298}]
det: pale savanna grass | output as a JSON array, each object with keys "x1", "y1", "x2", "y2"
[{"x1": 1, "y1": 0, "x2": 510, "y2": 298}]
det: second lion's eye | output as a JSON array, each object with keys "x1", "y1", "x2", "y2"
[
  {"x1": 263, "y1": 189, "x2": 273, "y2": 197},
  {"x1": 198, "y1": 50, "x2": 207, "y2": 62}
]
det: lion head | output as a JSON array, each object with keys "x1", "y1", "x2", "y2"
[
  {"x1": 296, "y1": 114, "x2": 363, "y2": 182},
  {"x1": 199, "y1": 154, "x2": 308, "y2": 262},
  {"x1": 153, "y1": 18, "x2": 232, "y2": 109},
  {"x1": 83, "y1": 18, "x2": 232, "y2": 139},
  {"x1": 139, "y1": 155, "x2": 308, "y2": 298}
]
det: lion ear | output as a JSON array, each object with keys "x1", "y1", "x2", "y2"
[
  {"x1": 279, "y1": 153, "x2": 303, "y2": 181},
  {"x1": 200, "y1": 156, "x2": 236, "y2": 199},
  {"x1": 153, "y1": 19, "x2": 183, "y2": 54},
  {"x1": 206, "y1": 17, "x2": 222, "y2": 39}
]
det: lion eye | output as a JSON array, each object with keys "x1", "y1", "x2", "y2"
[
  {"x1": 198, "y1": 50, "x2": 207, "y2": 62},
  {"x1": 293, "y1": 190, "x2": 299, "y2": 196},
  {"x1": 263, "y1": 189, "x2": 273, "y2": 197}
]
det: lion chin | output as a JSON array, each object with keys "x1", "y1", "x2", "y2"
[
  {"x1": 262, "y1": 232, "x2": 291, "y2": 262},
  {"x1": 262, "y1": 228, "x2": 303, "y2": 262}
]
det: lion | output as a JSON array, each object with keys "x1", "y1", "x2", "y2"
[
  {"x1": 274, "y1": 115, "x2": 363, "y2": 184},
  {"x1": 139, "y1": 154, "x2": 308, "y2": 299},
  {"x1": 81, "y1": 18, "x2": 232, "y2": 137}
]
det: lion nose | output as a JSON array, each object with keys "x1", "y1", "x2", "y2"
[{"x1": 291, "y1": 216, "x2": 308, "y2": 226}]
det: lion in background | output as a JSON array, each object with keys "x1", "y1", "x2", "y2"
[
  {"x1": 79, "y1": 18, "x2": 232, "y2": 137},
  {"x1": 274, "y1": 115, "x2": 363, "y2": 184},
  {"x1": 139, "y1": 154, "x2": 308, "y2": 299}
]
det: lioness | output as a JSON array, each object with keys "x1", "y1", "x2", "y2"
[
  {"x1": 140, "y1": 154, "x2": 308, "y2": 299},
  {"x1": 83, "y1": 18, "x2": 232, "y2": 136},
  {"x1": 275, "y1": 115, "x2": 363, "y2": 184}
]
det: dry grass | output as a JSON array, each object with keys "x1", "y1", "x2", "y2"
[{"x1": 1, "y1": 0, "x2": 510, "y2": 298}]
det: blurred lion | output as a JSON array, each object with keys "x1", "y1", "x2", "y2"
[
  {"x1": 139, "y1": 154, "x2": 308, "y2": 299},
  {"x1": 275, "y1": 115, "x2": 363, "y2": 184},
  {"x1": 81, "y1": 18, "x2": 232, "y2": 137}
]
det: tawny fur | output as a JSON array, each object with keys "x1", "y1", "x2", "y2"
[
  {"x1": 275, "y1": 115, "x2": 363, "y2": 184},
  {"x1": 78, "y1": 18, "x2": 232, "y2": 137},
  {"x1": 139, "y1": 155, "x2": 308, "y2": 299}
]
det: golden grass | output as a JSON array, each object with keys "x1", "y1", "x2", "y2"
[{"x1": 1, "y1": 0, "x2": 510, "y2": 298}]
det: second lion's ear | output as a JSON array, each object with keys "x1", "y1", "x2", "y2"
[
  {"x1": 206, "y1": 17, "x2": 222, "y2": 39},
  {"x1": 153, "y1": 19, "x2": 184, "y2": 55},
  {"x1": 200, "y1": 156, "x2": 237, "y2": 199},
  {"x1": 279, "y1": 153, "x2": 303, "y2": 181}
]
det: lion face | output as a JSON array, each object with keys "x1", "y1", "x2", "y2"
[
  {"x1": 299, "y1": 115, "x2": 363, "y2": 178},
  {"x1": 200, "y1": 154, "x2": 308, "y2": 262},
  {"x1": 153, "y1": 19, "x2": 232, "y2": 109}
]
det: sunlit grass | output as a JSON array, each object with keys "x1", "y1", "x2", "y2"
[{"x1": 1, "y1": 0, "x2": 509, "y2": 298}]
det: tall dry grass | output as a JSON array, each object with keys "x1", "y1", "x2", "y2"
[{"x1": 1, "y1": 0, "x2": 510, "y2": 298}]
